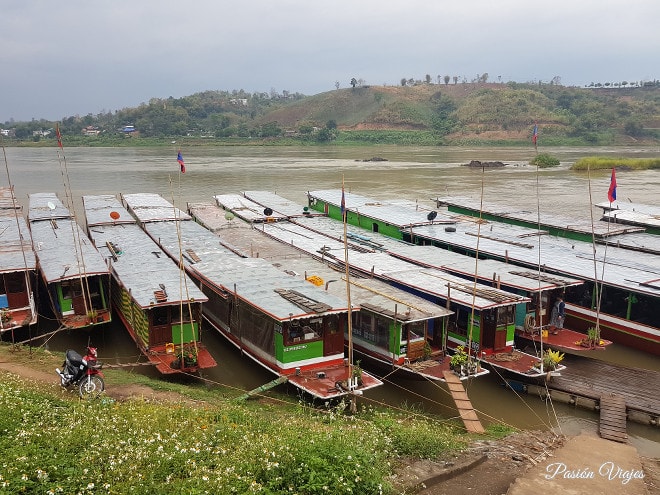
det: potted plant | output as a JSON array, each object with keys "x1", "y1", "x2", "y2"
[
  {"x1": 0, "y1": 308, "x2": 11, "y2": 325},
  {"x1": 450, "y1": 345, "x2": 468, "y2": 374},
  {"x1": 423, "y1": 342, "x2": 432, "y2": 360},
  {"x1": 542, "y1": 349, "x2": 565, "y2": 371},
  {"x1": 87, "y1": 309, "x2": 99, "y2": 323},
  {"x1": 352, "y1": 360, "x2": 363, "y2": 386},
  {"x1": 580, "y1": 327, "x2": 603, "y2": 348}
]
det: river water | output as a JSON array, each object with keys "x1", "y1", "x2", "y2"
[{"x1": 3, "y1": 145, "x2": 659, "y2": 456}]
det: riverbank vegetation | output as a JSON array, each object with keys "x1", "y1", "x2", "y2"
[
  {"x1": 3, "y1": 82, "x2": 659, "y2": 147},
  {"x1": 571, "y1": 157, "x2": 660, "y2": 171},
  {"x1": 0, "y1": 344, "x2": 510, "y2": 494}
]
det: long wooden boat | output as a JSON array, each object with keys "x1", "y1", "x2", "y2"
[
  {"x1": 82, "y1": 194, "x2": 216, "y2": 374},
  {"x1": 435, "y1": 196, "x2": 644, "y2": 241},
  {"x1": 121, "y1": 193, "x2": 382, "y2": 400},
  {"x1": 307, "y1": 189, "x2": 660, "y2": 356},
  {"x1": 220, "y1": 193, "x2": 560, "y2": 380},
  {"x1": 189, "y1": 200, "x2": 489, "y2": 383},
  {"x1": 0, "y1": 188, "x2": 37, "y2": 334},
  {"x1": 28, "y1": 193, "x2": 111, "y2": 329}
]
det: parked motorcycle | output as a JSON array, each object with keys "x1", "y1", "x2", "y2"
[{"x1": 56, "y1": 346, "x2": 105, "y2": 399}]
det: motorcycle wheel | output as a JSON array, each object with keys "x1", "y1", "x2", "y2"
[{"x1": 78, "y1": 375, "x2": 105, "y2": 399}]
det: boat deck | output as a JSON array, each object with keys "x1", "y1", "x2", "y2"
[
  {"x1": 398, "y1": 352, "x2": 489, "y2": 382},
  {"x1": 515, "y1": 327, "x2": 612, "y2": 353},
  {"x1": 286, "y1": 362, "x2": 382, "y2": 400},
  {"x1": 481, "y1": 349, "x2": 549, "y2": 378}
]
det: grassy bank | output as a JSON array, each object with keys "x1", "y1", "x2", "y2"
[
  {"x1": 0, "y1": 344, "x2": 509, "y2": 494},
  {"x1": 571, "y1": 157, "x2": 660, "y2": 171}
]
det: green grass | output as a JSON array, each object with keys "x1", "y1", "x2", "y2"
[
  {"x1": 0, "y1": 345, "x2": 512, "y2": 494},
  {"x1": 571, "y1": 157, "x2": 660, "y2": 171}
]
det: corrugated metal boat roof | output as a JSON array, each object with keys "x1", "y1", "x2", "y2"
[
  {"x1": 83, "y1": 194, "x2": 136, "y2": 227},
  {"x1": 410, "y1": 221, "x2": 660, "y2": 298},
  {"x1": 28, "y1": 193, "x2": 109, "y2": 283},
  {"x1": 144, "y1": 220, "x2": 350, "y2": 321},
  {"x1": 597, "y1": 232, "x2": 660, "y2": 256},
  {"x1": 388, "y1": 244, "x2": 582, "y2": 292},
  {"x1": 192, "y1": 212, "x2": 452, "y2": 322},
  {"x1": 308, "y1": 189, "x2": 454, "y2": 227},
  {"x1": 82, "y1": 195, "x2": 207, "y2": 308},
  {"x1": 0, "y1": 212, "x2": 36, "y2": 273},
  {"x1": 120, "y1": 193, "x2": 350, "y2": 321},
  {"x1": 219, "y1": 192, "x2": 582, "y2": 294},
  {"x1": 27, "y1": 193, "x2": 73, "y2": 221},
  {"x1": 601, "y1": 210, "x2": 660, "y2": 229},
  {"x1": 122, "y1": 193, "x2": 190, "y2": 222},
  {"x1": 348, "y1": 252, "x2": 529, "y2": 309},
  {"x1": 214, "y1": 194, "x2": 287, "y2": 222},
  {"x1": 244, "y1": 190, "x2": 322, "y2": 218},
  {"x1": 254, "y1": 219, "x2": 528, "y2": 309},
  {"x1": 438, "y1": 196, "x2": 643, "y2": 237},
  {"x1": 0, "y1": 187, "x2": 22, "y2": 210},
  {"x1": 595, "y1": 200, "x2": 660, "y2": 217}
]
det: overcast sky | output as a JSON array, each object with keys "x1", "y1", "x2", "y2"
[{"x1": 2, "y1": 0, "x2": 658, "y2": 123}]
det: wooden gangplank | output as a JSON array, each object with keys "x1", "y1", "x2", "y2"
[
  {"x1": 443, "y1": 371, "x2": 485, "y2": 434},
  {"x1": 236, "y1": 376, "x2": 288, "y2": 401},
  {"x1": 599, "y1": 394, "x2": 628, "y2": 443}
]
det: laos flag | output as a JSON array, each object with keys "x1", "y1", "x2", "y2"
[
  {"x1": 177, "y1": 151, "x2": 186, "y2": 174},
  {"x1": 607, "y1": 168, "x2": 617, "y2": 203}
]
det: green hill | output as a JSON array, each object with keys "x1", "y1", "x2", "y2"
[{"x1": 4, "y1": 82, "x2": 660, "y2": 146}]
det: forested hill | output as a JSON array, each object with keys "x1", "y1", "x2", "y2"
[{"x1": 5, "y1": 82, "x2": 660, "y2": 146}]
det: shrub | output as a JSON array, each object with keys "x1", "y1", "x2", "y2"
[{"x1": 530, "y1": 153, "x2": 560, "y2": 168}]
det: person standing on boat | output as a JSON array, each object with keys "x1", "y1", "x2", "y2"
[{"x1": 550, "y1": 296, "x2": 565, "y2": 334}]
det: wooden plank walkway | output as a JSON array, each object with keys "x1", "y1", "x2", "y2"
[
  {"x1": 545, "y1": 355, "x2": 660, "y2": 421},
  {"x1": 599, "y1": 394, "x2": 628, "y2": 443},
  {"x1": 443, "y1": 371, "x2": 485, "y2": 434}
]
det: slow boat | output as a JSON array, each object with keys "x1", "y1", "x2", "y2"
[
  {"x1": 189, "y1": 200, "x2": 488, "y2": 382},
  {"x1": 82, "y1": 194, "x2": 216, "y2": 374},
  {"x1": 0, "y1": 187, "x2": 37, "y2": 334},
  {"x1": 28, "y1": 193, "x2": 111, "y2": 329}
]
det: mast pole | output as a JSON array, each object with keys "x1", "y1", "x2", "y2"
[{"x1": 341, "y1": 176, "x2": 356, "y2": 413}]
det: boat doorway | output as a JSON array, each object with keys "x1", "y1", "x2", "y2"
[
  {"x1": 481, "y1": 308, "x2": 507, "y2": 351},
  {"x1": 324, "y1": 314, "x2": 344, "y2": 356}
]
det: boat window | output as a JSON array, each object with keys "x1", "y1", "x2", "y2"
[
  {"x1": 353, "y1": 311, "x2": 375, "y2": 342},
  {"x1": 152, "y1": 306, "x2": 169, "y2": 326},
  {"x1": 374, "y1": 314, "x2": 390, "y2": 349},
  {"x1": 497, "y1": 306, "x2": 514, "y2": 326},
  {"x1": 631, "y1": 293, "x2": 660, "y2": 328},
  {"x1": 453, "y1": 307, "x2": 469, "y2": 337},
  {"x1": 172, "y1": 304, "x2": 192, "y2": 323},
  {"x1": 565, "y1": 283, "x2": 593, "y2": 308},
  {"x1": 402, "y1": 321, "x2": 425, "y2": 343},
  {"x1": 288, "y1": 321, "x2": 304, "y2": 343},
  {"x1": 4, "y1": 273, "x2": 26, "y2": 294},
  {"x1": 326, "y1": 314, "x2": 340, "y2": 335}
]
